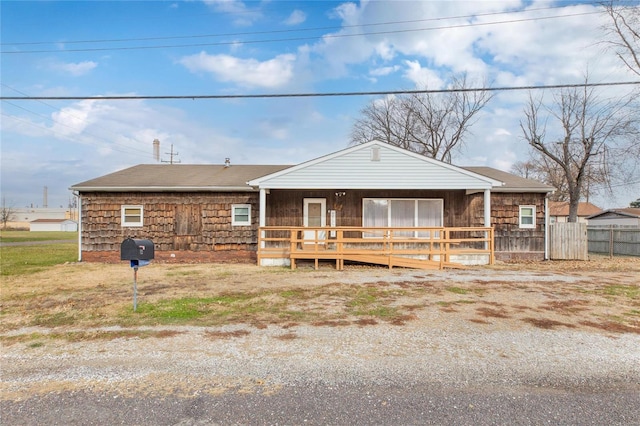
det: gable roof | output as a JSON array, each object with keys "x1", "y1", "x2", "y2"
[
  {"x1": 548, "y1": 201, "x2": 602, "y2": 217},
  {"x1": 70, "y1": 164, "x2": 291, "y2": 192},
  {"x1": 248, "y1": 141, "x2": 504, "y2": 190},
  {"x1": 70, "y1": 141, "x2": 553, "y2": 194},
  {"x1": 587, "y1": 208, "x2": 640, "y2": 220}
]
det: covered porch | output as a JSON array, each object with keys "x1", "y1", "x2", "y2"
[
  {"x1": 257, "y1": 226, "x2": 494, "y2": 270},
  {"x1": 247, "y1": 142, "x2": 504, "y2": 270}
]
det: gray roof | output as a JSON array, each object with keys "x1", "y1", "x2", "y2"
[
  {"x1": 70, "y1": 164, "x2": 292, "y2": 192},
  {"x1": 70, "y1": 163, "x2": 554, "y2": 194},
  {"x1": 464, "y1": 167, "x2": 555, "y2": 193},
  {"x1": 587, "y1": 208, "x2": 640, "y2": 220}
]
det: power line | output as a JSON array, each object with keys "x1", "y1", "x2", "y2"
[
  {"x1": 0, "y1": 112, "x2": 156, "y2": 160},
  {"x1": 1, "y1": 10, "x2": 604, "y2": 54},
  {"x1": 0, "y1": 4, "x2": 580, "y2": 47},
  {"x1": 0, "y1": 84, "x2": 153, "y2": 157},
  {"x1": 2, "y1": 81, "x2": 638, "y2": 101}
]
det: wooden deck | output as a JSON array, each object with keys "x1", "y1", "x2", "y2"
[{"x1": 257, "y1": 227, "x2": 494, "y2": 270}]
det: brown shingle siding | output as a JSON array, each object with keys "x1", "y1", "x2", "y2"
[{"x1": 80, "y1": 192, "x2": 259, "y2": 257}]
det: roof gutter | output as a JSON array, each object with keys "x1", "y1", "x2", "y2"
[{"x1": 68, "y1": 186, "x2": 257, "y2": 193}]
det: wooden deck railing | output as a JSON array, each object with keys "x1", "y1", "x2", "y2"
[{"x1": 257, "y1": 226, "x2": 494, "y2": 270}]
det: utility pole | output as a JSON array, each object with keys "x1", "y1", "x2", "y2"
[{"x1": 161, "y1": 144, "x2": 181, "y2": 164}]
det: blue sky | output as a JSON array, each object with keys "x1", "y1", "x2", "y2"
[{"x1": 1, "y1": 0, "x2": 638, "y2": 210}]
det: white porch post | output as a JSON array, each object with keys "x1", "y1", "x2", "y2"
[
  {"x1": 77, "y1": 193, "x2": 82, "y2": 261},
  {"x1": 484, "y1": 189, "x2": 491, "y2": 251},
  {"x1": 259, "y1": 188, "x2": 267, "y2": 249},
  {"x1": 259, "y1": 188, "x2": 267, "y2": 228},
  {"x1": 483, "y1": 189, "x2": 491, "y2": 228}
]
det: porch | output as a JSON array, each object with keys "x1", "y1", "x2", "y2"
[{"x1": 257, "y1": 226, "x2": 494, "y2": 270}]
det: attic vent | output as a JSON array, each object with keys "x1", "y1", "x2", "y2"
[
  {"x1": 371, "y1": 146, "x2": 380, "y2": 161},
  {"x1": 224, "y1": 158, "x2": 231, "y2": 167}
]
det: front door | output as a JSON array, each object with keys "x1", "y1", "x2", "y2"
[{"x1": 303, "y1": 198, "x2": 326, "y2": 243}]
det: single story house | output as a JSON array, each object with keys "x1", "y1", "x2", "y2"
[
  {"x1": 70, "y1": 141, "x2": 554, "y2": 267},
  {"x1": 29, "y1": 219, "x2": 78, "y2": 232},
  {"x1": 548, "y1": 201, "x2": 602, "y2": 224},
  {"x1": 587, "y1": 208, "x2": 640, "y2": 227}
]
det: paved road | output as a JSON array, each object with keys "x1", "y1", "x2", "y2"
[{"x1": 2, "y1": 382, "x2": 639, "y2": 425}]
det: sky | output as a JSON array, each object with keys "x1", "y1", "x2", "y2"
[{"x1": 1, "y1": 0, "x2": 639, "y2": 210}]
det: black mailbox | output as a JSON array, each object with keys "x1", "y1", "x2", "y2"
[{"x1": 121, "y1": 238, "x2": 154, "y2": 261}]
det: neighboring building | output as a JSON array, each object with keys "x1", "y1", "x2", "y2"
[
  {"x1": 548, "y1": 201, "x2": 602, "y2": 224},
  {"x1": 587, "y1": 208, "x2": 640, "y2": 227},
  {"x1": 70, "y1": 141, "x2": 554, "y2": 265},
  {"x1": 8, "y1": 208, "x2": 78, "y2": 229},
  {"x1": 30, "y1": 219, "x2": 78, "y2": 232}
]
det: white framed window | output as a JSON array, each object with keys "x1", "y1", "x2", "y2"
[
  {"x1": 362, "y1": 198, "x2": 443, "y2": 238},
  {"x1": 121, "y1": 205, "x2": 143, "y2": 227},
  {"x1": 232, "y1": 204, "x2": 251, "y2": 226},
  {"x1": 519, "y1": 205, "x2": 536, "y2": 228}
]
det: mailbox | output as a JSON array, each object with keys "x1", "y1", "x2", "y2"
[{"x1": 121, "y1": 238, "x2": 154, "y2": 261}]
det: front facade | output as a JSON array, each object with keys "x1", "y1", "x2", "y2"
[{"x1": 70, "y1": 141, "x2": 553, "y2": 265}]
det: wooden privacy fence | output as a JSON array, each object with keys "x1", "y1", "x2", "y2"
[
  {"x1": 588, "y1": 227, "x2": 640, "y2": 257},
  {"x1": 257, "y1": 226, "x2": 494, "y2": 270},
  {"x1": 549, "y1": 223, "x2": 588, "y2": 260}
]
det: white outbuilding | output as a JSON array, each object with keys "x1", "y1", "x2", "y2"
[{"x1": 29, "y1": 219, "x2": 78, "y2": 232}]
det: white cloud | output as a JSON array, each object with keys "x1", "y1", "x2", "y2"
[
  {"x1": 494, "y1": 128, "x2": 512, "y2": 137},
  {"x1": 284, "y1": 10, "x2": 306, "y2": 26},
  {"x1": 50, "y1": 60, "x2": 97, "y2": 76},
  {"x1": 369, "y1": 65, "x2": 400, "y2": 77},
  {"x1": 402, "y1": 61, "x2": 444, "y2": 88},
  {"x1": 179, "y1": 52, "x2": 296, "y2": 88},
  {"x1": 51, "y1": 100, "x2": 106, "y2": 136},
  {"x1": 202, "y1": 0, "x2": 261, "y2": 26}
]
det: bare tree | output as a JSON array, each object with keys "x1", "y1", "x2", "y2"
[
  {"x1": 520, "y1": 79, "x2": 637, "y2": 222},
  {"x1": 603, "y1": 1, "x2": 640, "y2": 76},
  {"x1": 1, "y1": 198, "x2": 16, "y2": 229},
  {"x1": 511, "y1": 153, "x2": 572, "y2": 202},
  {"x1": 351, "y1": 74, "x2": 493, "y2": 163}
]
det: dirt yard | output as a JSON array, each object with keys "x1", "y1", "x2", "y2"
[
  {"x1": 1, "y1": 255, "x2": 639, "y2": 339},
  {"x1": 1, "y1": 255, "x2": 639, "y2": 407}
]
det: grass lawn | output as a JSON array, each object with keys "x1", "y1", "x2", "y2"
[
  {"x1": 0, "y1": 231, "x2": 78, "y2": 276},
  {"x1": 0, "y1": 230, "x2": 77, "y2": 243}
]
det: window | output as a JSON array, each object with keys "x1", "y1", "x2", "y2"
[
  {"x1": 232, "y1": 204, "x2": 251, "y2": 226},
  {"x1": 121, "y1": 205, "x2": 143, "y2": 227},
  {"x1": 363, "y1": 198, "x2": 443, "y2": 238},
  {"x1": 519, "y1": 206, "x2": 536, "y2": 228}
]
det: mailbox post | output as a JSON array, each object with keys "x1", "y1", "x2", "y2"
[{"x1": 120, "y1": 238, "x2": 154, "y2": 311}]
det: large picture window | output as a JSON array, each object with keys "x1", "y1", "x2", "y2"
[
  {"x1": 121, "y1": 205, "x2": 143, "y2": 227},
  {"x1": 363, "y1": 198, "x2": 443, "y2": 238}
]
